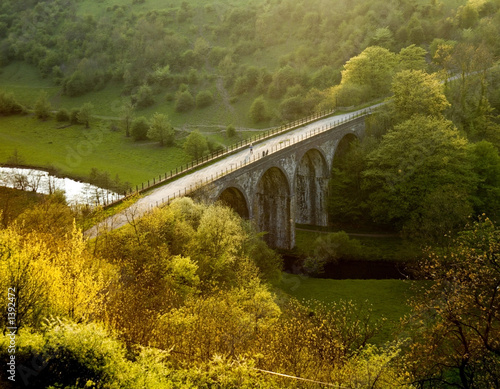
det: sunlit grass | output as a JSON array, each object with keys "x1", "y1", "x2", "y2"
[
  {"x1": 0, "y1": 115, "x2": 191, "y2": 185},
  {"x1": 279, "y1": 276, "x2": 424, "y2": 344}
]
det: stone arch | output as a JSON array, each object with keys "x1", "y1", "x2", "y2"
[
  {"x1": 295, "y1": 148, "x2": 329, "y2": 226},
  {"x1": 254, "y1": 167, "x2": 293, "y2": 249},
  {"x1": 332, "y1": 133, "x2": 359, "y2": 167},
  {"x1": 217, "y1": 186, "x2": 250, "y2": 219}
]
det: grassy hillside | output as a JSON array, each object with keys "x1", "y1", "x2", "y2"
[{"x1": 0, "y1": 113, "x2": 263, "y2": 185}]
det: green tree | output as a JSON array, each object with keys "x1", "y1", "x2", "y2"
[
  {"x1": 77, "y1": 102, "x2": 93, "y2": 128},
  {"x1": 328, "y1": 139, "x2": 375, "y2": 224},
  {"x1": 364, "y1": 115, "x2": 474, "y2": 240},
  {"x1": 469, "y1": 140, "x2": 500, "y2": 222},
  {"x1": 457, "y1": 3, "x2": 479, "y2": 28},
  {"x1": 195, "y1": 90, "x2": 214, "y2": 108},
  {"x1": 134, "y1": 84, "x2": 155, "y2": 108},
  {"x1": 55, "y1": 108, "x2": 70, "y2": 122},
  {"x1": 398, "y1": 44, "x2": 427, "y2": 71},
  {"x1": 131, "y1": 116, "x2": 149, "y2": 141},
  {"x1": 147, "y1": 112, "x2": 174, "y2": 146},
  {"x1": 70, "y1": 108, "x2": 80, "y2": 124},
  {"x1": 183, "y1": 129, "x2": 208, "y2": 160},
  {"x1": 268, "y1": 65, "x2": 300, "y2": 99},
  {"x1": 405, "y1": 218, "x2": 500, "y2": 388},
  {"x1": 226, "y1": 124, "x2": 236, "y2": 138},
  {"x1": 304, "y1": 231, "x2": 362, "y2": 275},
  {"x1": 34, "y1": 91, "x2": 52, "y2": 120},
  {"x1": 120, "y1": 101, "x2": 135, "y2": 137},
  {"x1": 249, "y1": 96, "x2": 269, "y2": 123},
  {"x1": 391, "y1": 70, "x2": 450, "y2": 122},
  {"x1": 340, "y1": 46, "x2": 398, "y2": 100},
  {"x1": 63, "y1": 70, "x2": 91, "y2": 97},
  {"x1": 0, "y1": 91, "x2": 24, "y2": 115},
  {"x1": 175, "y1": 90, "x2": 195, "y2": 112}
]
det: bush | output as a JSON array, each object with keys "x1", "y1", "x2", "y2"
[
  {"x1": 175, "y1": 90, "x2": 195, "y2": 112},
  {"x1": 69, "y1": 108, "x2": 80, "y2": 124},
  {"x1": 196, "y1": 90, "x2": 214, "y2": 108},
  {"x1": 131, "y1": 116, "x2": 149, "y2": 141},
  {"x1": 133, "y1": 84, "x2": 155, "y2": 108},
  {"x1": 249, "y1": 95, "x2": 269, "y2": 123},
  {"x1": 34, "y1": 92, "x2": 52, "y2": 120},
  {"x1": 0, "y1": 319, "x2": 178, "y2": 389},
  {"x1": 183, "y1": 130, "x2": 208, "y2": 160},
  {"x1": 63, "y1": 70, "x2": 92, "y2": 97},
  {"x1": 55, "y1": 108, "x2": 70, "y2": 122},
  {"x1": 0, "y1": 91, "x2": 25, "y2": 115},
  {"x1": 304, "y1": 231, "x2": 361, "y2": 275},
  {"x1": 226, "y1": 124, "x2": 236, "y2": 138}
]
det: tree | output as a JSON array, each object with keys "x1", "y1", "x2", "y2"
[
  {"x1": 364, "y1": 115, "x2": 474, "y2": 240},
  {"x1": 120, "y1": 101, "x2": 135, "y2": 137},
  {"x1": 340, "y1": 46, "x2": 398, "y2": 100},
  {"x1": 457, "y1": 3, "x2": 479, "y2": 28},
  {"x1": 391, "y1": 70, "x2": 450, "y2": 122},
  {"x1": 268, "y1": 65, "x2": 300, "y2": 99},
  {"x1": 304, "y1": 231, "x2": 362, "y2": 275},
  {"x1": 469, "y1": 140, "x2": 500, "y2": 222},
  {"x1": 328, "y1": 138, "x2": 374, "y2": 225},
  {"x1": 0, "y1": 91, "x2": 25, "y2": 115},
  {"x1": 77, "y1": 102, "x2": 93, "y2": 128},
  {"x1": 249, "y1": 96, "x2": 269, "y2": 123},
  {"x1": 405, "y1": 218, "x2": 500, "y2": 388},
  {"x1": 133, "y1": 84, "x2": 155, "y2": 108},
  {"x1": 175, "y1": 90, "x2": 195, "y2": 112},
  {"x1": 34, "y1": 91, "x2": 52, "y2": 120},
  {"x1": 226, "y1": 124, "x2": 236, "y2": 138},
  {"x1": 131, "y1": 116, "x2": 149, "y2": 141},
  {"x1": 183, "y1": 129, "x2": 208, "y2": 160},
  {"x1": 398, "y1": 44, "x2": 427, "y2": 71},
  {"x1": 147, "y1": 112, "x2": 174, "y2": 146},
  {"x1": 195, "y1": 90, "x2": 214, "y2": 108},
  {"x1": 55, "y1": 108, "x2": 70, "y2": 122},
  {"x1": 447, "y1": 43, "x2": 495, "y2": 136}
]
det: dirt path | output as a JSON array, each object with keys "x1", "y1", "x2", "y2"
[{"x1": 216, "y1": 76, "x2": 235, "y2": 115}]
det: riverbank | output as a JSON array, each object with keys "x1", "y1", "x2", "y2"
[{"x1": 0, "y1": 166, "x2": 123, "y2": 205}]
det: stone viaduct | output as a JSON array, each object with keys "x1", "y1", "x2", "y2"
[{"x1": 194, "y1": 116, "x2": 366, "y2": 249}]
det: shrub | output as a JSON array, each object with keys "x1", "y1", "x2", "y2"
[
  {"x1": 226, "y1": 124, "x2": 236, "y2": 138},
  {"x1": 249, "y1": 96, "x2": 269, "y2": 123},
  {"x1": 175, "y1": 90, "x2": 195, "y2": 112},
  {"x1": 133, "y1": 84, "x2": 155, "y2": 108},
  {"x1": 183, "y1": 129, "x2": 208, "y2": 159},
  {"x1": 55, "y1": 108, "x2": 70, "y2": 122},
  {"x1": 303, "y1": 231, "x2": 361, "y2": 275},
  {"x1": 0, "y1": 91, "x2": 25, "y2": 115},
  {"x1": 69, "y1": 108, "x2": 80, "y2": 124},
  {"x1": 131, "y1": 116, "x2": 149, "y2": 141},
  {"x1": 34, "y1": 92, "x2": 52, "y2": 120},
  {"x1": 196, "y1": 90, "x2": 214, "y2": 108}
]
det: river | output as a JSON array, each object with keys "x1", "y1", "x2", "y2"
[{"x1": 0, "y1": 167, "x2": 123, "y2": 206}]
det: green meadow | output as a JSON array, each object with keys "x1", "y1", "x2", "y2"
[{"x1": 279, "y1": 276, "x2": 424, "y2": 344}]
